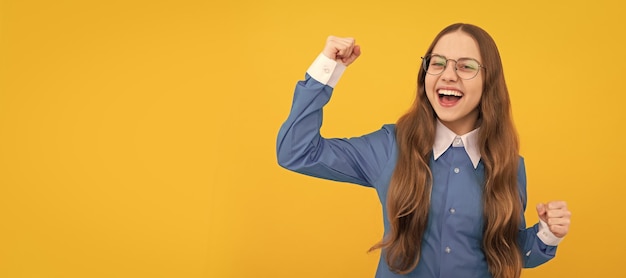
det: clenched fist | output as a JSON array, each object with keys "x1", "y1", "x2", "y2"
[
  {"x1": 322, "y1": 36, "x2": 361, "y2": 66},
  {"x1": 536, "y1": 201, "x2": 571, "y2": 238}
]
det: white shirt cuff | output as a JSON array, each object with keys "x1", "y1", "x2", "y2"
[
  {"x1": 306, "y1": 53, "x2": 346, "y2": 88},
  {"x1": 537, "y1": 219, "x2": 563, "y2": 246}
]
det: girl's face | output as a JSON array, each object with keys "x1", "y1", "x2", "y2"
[{"x1": 425, "y1": 31, "x2": 483, "y2": 135}]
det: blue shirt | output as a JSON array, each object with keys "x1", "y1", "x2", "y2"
[{"x1": 276, "y1": 72, "x2": 558, "y2": 277}]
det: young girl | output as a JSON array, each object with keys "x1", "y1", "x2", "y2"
[{"x1": 276, "y1": 23, "x2": 571, "y2": 278}]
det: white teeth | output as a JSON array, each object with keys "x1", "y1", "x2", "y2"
[{"x1": 438, "y1": 89, "x2": 463, "y2": 97}]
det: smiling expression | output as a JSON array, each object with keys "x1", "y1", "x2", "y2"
[{"x1": 425, "y1": 31, "x2": 484, "y2": 135}]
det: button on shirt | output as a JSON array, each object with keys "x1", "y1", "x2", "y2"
[{"x1": 276, "y1": 53, "x2": 561, "y2": 277}]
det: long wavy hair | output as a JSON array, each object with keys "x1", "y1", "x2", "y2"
[{"x1": 370, "y1": 23, "x2": 522, "y2": 278}]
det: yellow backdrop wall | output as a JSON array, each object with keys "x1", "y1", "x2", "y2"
[{"x1": 1, "y1": 0, "x2": 624, "y2": 277}]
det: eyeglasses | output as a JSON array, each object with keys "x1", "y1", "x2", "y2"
[{"x1": 421, "y1": 54, "x2": 485, "y2": 80}]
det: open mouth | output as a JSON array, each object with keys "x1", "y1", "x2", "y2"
[{"x1": 438, "y1": 89, "x2": 463, "y2": 106}]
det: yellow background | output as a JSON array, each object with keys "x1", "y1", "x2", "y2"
[{"x1": 1, "y1": 0, "x2": 624, "y2": 277}]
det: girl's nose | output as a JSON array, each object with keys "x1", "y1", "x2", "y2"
[{"x1": 440, "y1": 62, "x2": 458, "y2": 82}]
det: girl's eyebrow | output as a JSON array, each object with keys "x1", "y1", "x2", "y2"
[{"x1": 430, "y1": 53, "x2": 482, "y2": 62}]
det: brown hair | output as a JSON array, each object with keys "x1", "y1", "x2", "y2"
[{"x1": 370, "y1": 23, "x2": 522, "y2": 278}]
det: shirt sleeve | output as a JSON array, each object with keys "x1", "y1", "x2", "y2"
[
  {"x1": 516, "y1": 157, "x2": 561, "y2": 268},
  {"x1": 276, "y1": 54, "x2": 394, "y2": 187}
]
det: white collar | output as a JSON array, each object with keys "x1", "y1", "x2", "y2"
[{"x1": 433, "y1": 120, "x2": 481, "y2": 168}]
